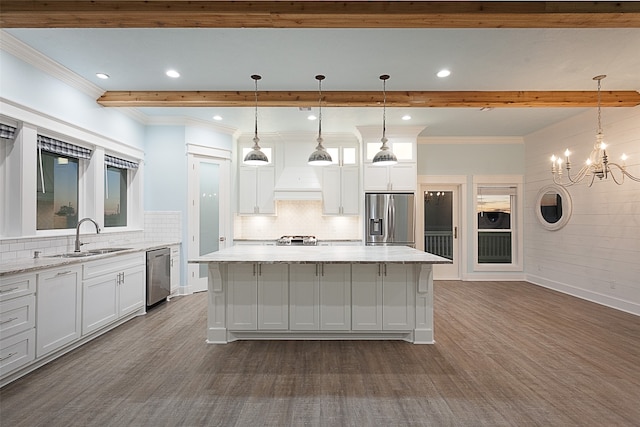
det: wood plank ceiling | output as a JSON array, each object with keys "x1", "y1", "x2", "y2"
[{"x1": 3, "y1": 1, "x2": 640, "y2": 108}]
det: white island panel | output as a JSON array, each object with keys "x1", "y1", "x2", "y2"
[{"x1": 192, "y1": 245, "x2": 449, "y2": 344}]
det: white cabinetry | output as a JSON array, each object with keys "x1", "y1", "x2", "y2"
[
  {"x1": 170, "y1": 245, "x2": 181, "y2": 295},
  {"x1": 289, "y1": 264, "x2": 351, "y2": 331},
  {"x1": 82, "y1": 253, "x2": 145, "y2": 335},
  {"x1": 238, "y1": 167, "x2": 275, "y2": 214},
  {"x1": 381, "y1": 263, "x2": 415, "y2": 330},
  {"x1": 0, "y1": 273, "x2": 36, "y2": 377},
  {"x1": 227, "y1": 263, "x2": 288, "y2": 330},
  {"x1": 36, "y1": 266, "x2": 82, "y2": 357},
  {"x1": 322, "y1": 166, "x2": 360, "y2": 215},
  {"x1": 351, "y1": 264, "x2": 383, "y2": 330},
  {"x1": 363, "y1": 163, "x2": 417, "y2": 191},
  {"x1": 319, "y1": 264, "x2": 351, "y2": 330},
  {"x1": 352, "y1": 263, "x2": 414, "y2": 331}
]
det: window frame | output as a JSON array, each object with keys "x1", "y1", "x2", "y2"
[
  {"x1": 0, "y1": 110, "x2": 143, "y2": 239},
  {"x1": 472, "y1": 175, "x2": 524, "y2": 272}
]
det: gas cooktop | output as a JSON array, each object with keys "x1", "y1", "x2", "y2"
[{"x1": 276, "y1": 235, "x2": 318, "y2": 246}]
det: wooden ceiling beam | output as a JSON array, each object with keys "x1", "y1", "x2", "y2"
[
  {"x1": 2, "y1": 1, "x2": 640, "y2": 29},
  {"x1": 97, "y1": 90, "x2": 640, "y2": 108}
]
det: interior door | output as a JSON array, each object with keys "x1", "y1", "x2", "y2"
[
  {"x1": 422, "y1": 186, "x2": 460, "y2": 280},
  {"x1": 188, "y1": 155, "x2": 229, "y2": 293}
]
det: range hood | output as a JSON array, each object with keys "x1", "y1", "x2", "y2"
[{"x1": 273, "y1": 166, "x2": 322, "y2": 200}]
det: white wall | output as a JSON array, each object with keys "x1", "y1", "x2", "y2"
[{"x1": 524, "y1": 106, "x2": 640, "y2": 315}]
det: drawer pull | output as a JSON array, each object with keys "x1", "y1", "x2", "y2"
[
  {"x1": 0, "y1": 287, "x2": 19, "y2": 294},
  {"x1": 0, "y1": 317, "x2": 18, "y2": 325},
  {"x1": 55, "y1": 271, "x2": 73, "y2": 277},
  {"x1": 0, "y1": 352, "x2": 18, "y2": 361}
]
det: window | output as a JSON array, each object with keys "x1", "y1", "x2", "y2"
[
  {"x1": 36, "y1": 135, "x2": 91, "y2": 230},
  {"x1": 473, "y1": 177, "x2": 523, "y2": 272},
  {"x1": 477, "y1": 188, "x2": 513, "y2": 264},
  {"x1": 37, "y1": 150, "x2": 80, "y2": 230},
  {"x1": 104, "y1": 154, "x2": 139, "y2": 228},
  {"x1": 105, "y1": 165, "x2": 127, "y2": 227}
]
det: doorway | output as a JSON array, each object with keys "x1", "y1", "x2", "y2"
[
  {"x1": 187, "y1": 153, "x2": 230, "y2": 293},
  {"x1": 420, "y1": 184, "x2": 461, "y2": 280}
]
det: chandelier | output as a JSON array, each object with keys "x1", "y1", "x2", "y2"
[{"x1": 550, "y1": 75, "x2": 639, "y2": 186}]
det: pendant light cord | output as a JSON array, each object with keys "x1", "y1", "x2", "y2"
[
  {"x1": 317, "y1": 76, "x2": 323, "y2": 139},
  {"x1": 253, "y1": 75, "x2": 259, "y2": 141}
]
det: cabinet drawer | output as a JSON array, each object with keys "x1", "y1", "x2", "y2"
[
  {"x1": 83, "y1": 253, "x2": 145, "y2": 280},
  {"x1": 0, "y1": 328, "x2": 35, "y2": 377},
  {"x1": 0, "y1": 273, "x2": 36, "y2": 302},
  {"x1": 0, "y1": 295, "x2": 36, "y2": 339}
]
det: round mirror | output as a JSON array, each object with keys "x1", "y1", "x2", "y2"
[{"x1": 535, "y1": 185, "x2": 572, "y2": 231}]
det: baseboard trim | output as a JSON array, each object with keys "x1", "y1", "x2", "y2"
[{"x1": 526, "y1": 274, "x2": 640, "y2": 317}]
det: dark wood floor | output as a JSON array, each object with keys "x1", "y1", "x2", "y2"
[{"x1": 1, "y1": 281, "x2": 639, "y2": 426}]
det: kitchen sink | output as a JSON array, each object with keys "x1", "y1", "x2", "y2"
[
  {"x1": 46, "y1": 248, "x2": 132, "y2": 258},
  {"x1": 87, "y1": 247, "x2": 132, "y2": 254}
]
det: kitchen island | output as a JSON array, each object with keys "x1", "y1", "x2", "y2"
[{"x1": 191, "y1": 245, "x2": 450, "y2": 344}]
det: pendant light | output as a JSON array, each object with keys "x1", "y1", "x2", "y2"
[
  {"x1": 372, "y1": 74, "x2": 398, "y2": 166},
  {"x1": 308, "y1": 75, "x2": 333, "y2": 166},
  {"x1": 243, "y1": 74, "x2": 269, "y2": 165}
]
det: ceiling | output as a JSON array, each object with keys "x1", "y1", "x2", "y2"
[{"x1": 3, "y1": 2, "x2": 640, "y2": 137}]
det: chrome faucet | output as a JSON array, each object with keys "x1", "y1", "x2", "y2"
[{"x1": 75, "y1": 218, "x2": 100, "y2": 252}]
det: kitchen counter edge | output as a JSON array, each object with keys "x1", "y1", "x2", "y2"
[{"x1": 0, "y1": 242, "x2": 181, "y2": 276}]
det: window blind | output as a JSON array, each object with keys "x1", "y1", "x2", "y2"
[
  {"x1": 477, "y1": 186, "x2": 517, "y2": 196},
  {"x1": 0, "y1": 124, "x2": 17, "y2": 140},
  {"x1": 105, "y1": 154, "x2": 139, "y2": 169},
  {"x1": 37, "y1": 135, "x2": 92, "y2": 159}
]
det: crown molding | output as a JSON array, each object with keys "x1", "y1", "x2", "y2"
[
  {"x1": 1, "y1": 30, "x2": 104, "y2": 100},
  {"x1": 418, "y1": 136, "x2": 524, "y2": 145}
]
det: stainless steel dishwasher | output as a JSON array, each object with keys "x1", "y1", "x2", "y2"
[{"x1": 146, "y1": 248, "x2": 171, "y2": 307}]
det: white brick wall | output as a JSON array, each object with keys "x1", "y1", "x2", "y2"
[{"x1": 144, "y1": 211, "x2": 182, "y2": 242}]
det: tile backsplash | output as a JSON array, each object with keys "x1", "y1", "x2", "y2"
[
  {"x1": 234, "y1": 200, "x2": 361, "y2": 240},
  {"x1": 0, "y1": 211, "x2": 181, "y2": 262},
  {"x1": 144, "y1": 211, "x2": 182, "y2": 243}
]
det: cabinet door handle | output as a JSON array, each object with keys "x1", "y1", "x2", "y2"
[
  {"x1": 252, "y1": 264, "x2": 256, "y2": 276},
  {"x1": 321, "y1": 264, "x2": 324, "y2": 276},
  {"x1": 0, "y1": 317, "x2": 18, "y2": 325},
  {"x1": 0, "y1": 287, "x2": 19, "y2": 294},
  {"x1": 454, "y1": 226, "x2": 458, "y2": 239},
  {"x1": 384, "y1": 264, "x2": 387, "y2": 276},
  {"x1": 0, "y1": 352, "x2": 18, "y2": 361},
  {"x1": 377, "y1": 264, "x2": 381, "y2": 277},
  {"x1": 258, "y1": 264, "x2": 262, "y2": 276}
]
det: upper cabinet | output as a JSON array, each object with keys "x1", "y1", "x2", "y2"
[
  {"x1": 237, "y1": 138, "x2": 276, "y2": 215},
  {"x1": 238, "y1": 167, "x2": 276, "y2": 214},
  {"x1": 357, "y1": 126, "x2": 423, "y2": 193},
  {"x1": 321, "y1": 143, "x2": 360, "y2": 215}
]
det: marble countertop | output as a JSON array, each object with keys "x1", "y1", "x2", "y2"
[
  {"x1": 191, "y1": 245, "x2": 450, "y2": 264},
  {"x1": 0, "y1": 241, "x2": 180, "y2": 276}
]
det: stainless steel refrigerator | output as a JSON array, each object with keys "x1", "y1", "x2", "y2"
[{"x1": 365, "y1": 193, "x2": 415, "y2": 246}]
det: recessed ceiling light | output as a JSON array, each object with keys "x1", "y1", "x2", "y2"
[
  {"x1": 307, "y1": 114, "x2": 317, "y2": 121},
  {"x1": 212, "y1": 115, "x2": 223, "y2": 121},
  {"x1": 166, "y1": 69, "x2": 180, "y2": 78},
  {"x1": 96, "y1": 73, "x2": 109, "y2": 79},
  {"x1": 437, "y1": 69, "x2": 451, "y2": 78},
  {"x1": 402, "y1": 115, "x2": 412, "y2": 121}
]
